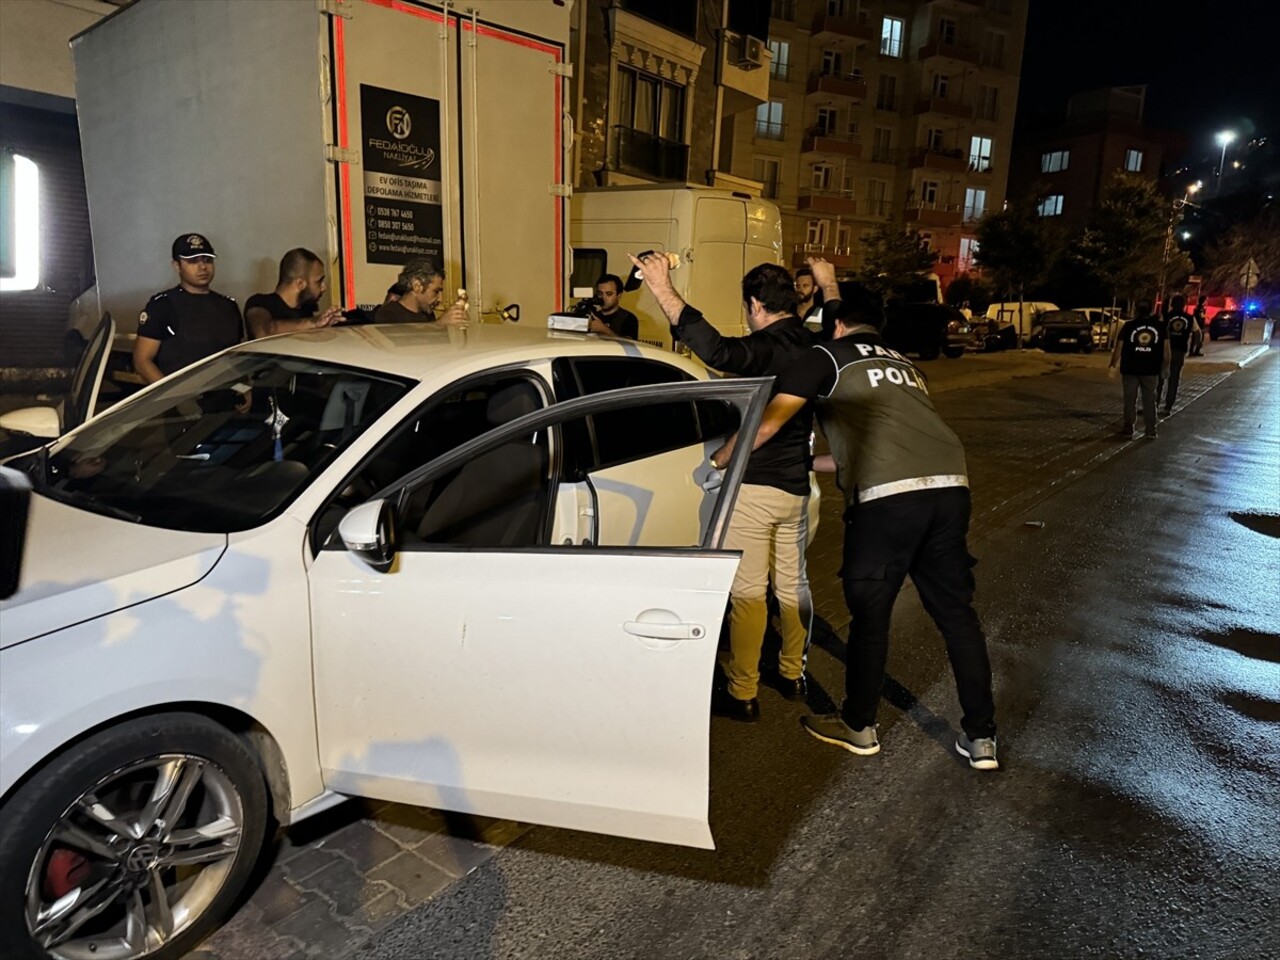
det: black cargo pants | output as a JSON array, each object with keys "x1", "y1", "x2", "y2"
[{"x1": 839, "y1": 486, "x2": 997, "y2": 740}]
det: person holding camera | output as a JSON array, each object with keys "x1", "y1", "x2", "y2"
[{"x1": 586, "y1": 274, "x2": 638, "y2": 339}]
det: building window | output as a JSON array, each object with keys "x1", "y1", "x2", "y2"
[
  {"x1": 816, "y1": 107, "x2": 839, "y2": 135},
  {"x1": 770, "y1": 0, "x2": 796, "y2": 20},
  {"x1": 872, "y1": 127, "x2": 894, "y2": 162},
  {"x1": 918, "y1": 232, "x2": 934, "y2": 251},
  {"x1": 1040, "y1": 150, "x2": 1070, "y2": 173},
  {"x1": 846, "y1": 118, "x2": 860, "y2": 138},
  {"x1": 811, "y1": 163, "x2": 834, "y2": 190},
  {"x1": 963, "y1": 187, "x2": 987, "y2": 222},
  {"x1": 822, "y1": 49, "x2": 844, "y2": 76},
  {"x1": 881, "y1": 16, "x2": 904, "y2": 57},
  {"x1": 755, "y1": 100, "x2": 785, "y2": 139},
  {"x1": 933, "y1": 74, "x2": 950, "y2": 98},
  {"x1": 981, "y1": 30, "x2": 1006, "y2": 69},
  {"x1": 617, "y1": 65, "x2": 686, "y2": 142},
  {"x1": 769, "y1": 40, "x2": 790, "y2": 80},
  {"x1": 1037, "y1": 194, "x2": 1064, "y2": 217},
  {"x1": 867, "y1": 178, "x2": 888, "y2": 216},
  {"x1": 806, "y1": 219, "x2": 830, "y2": 246},
  {"x1": 876, "y1": 74, "x2": 898, "y2": 110},
  {"x1": 976, "y1": 85, "x2": 998, "y2": 121},
  {"x1": 926, "y1": 127, "x2": 945, "y2": 152},
  {"x1": 938, "y1": 18, "x2": 957, "y2": 45},
  {"x1": 969, "y1": 136, "x2": 993, "y2": 172},
  {"x1": 753, "y1": 157, "x2": 780, "y2": 198},
  {"x1": 958, "y1": 236, "x2": 979, "y2": 272},
  {"x1": 827, "y1": 0, "x2": 849, "y2": 14},
  {"x1": 921, "y1": 180, "x2": 940, "y2": 205},
  {"x1": 1125, "y1": 149, "x2": 1144, "y2": 172},
  {"x1": 0, "y1": 154, "x2": 40, "y2": 292},
  {"x1": 836, "y1": 223, "x2": 853, "y2": 251}
]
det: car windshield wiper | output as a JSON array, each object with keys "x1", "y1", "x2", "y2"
[{"x1": 44, "y1": 487, "x2": 142, "y2": 524}]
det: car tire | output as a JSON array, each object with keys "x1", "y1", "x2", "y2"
[
  {"x1": 1209, "y1": 330, "x2": 1219, "y2": 340},
  {"x1": 0, "y1": 713, "x2": 269, "y2": 960},
  {"x1": 919, "y1": 343, "x2": 941, "y2": 360},
  {"x1": 943, "y1": 346, "x2": 965, "y2": 359},
  {"x1": 1080, "y1": 341, "x2": 1093, "y2": 353}
]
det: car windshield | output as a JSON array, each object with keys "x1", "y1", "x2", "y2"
[{"x1": 14, "y1": 353, "x2": 413, "y2": 532}]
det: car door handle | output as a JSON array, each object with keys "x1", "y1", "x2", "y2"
[{"x1": 624, "y1": 609, "x2": 706, "y2": 642}]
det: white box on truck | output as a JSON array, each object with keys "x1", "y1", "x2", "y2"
[
  {"x1": 72, "y1": 0, "x2": 570, "y2": 349},
  {"x1": 570, "y1": 186, "x2": 783, "y2": 348}
]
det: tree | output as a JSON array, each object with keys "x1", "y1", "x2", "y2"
[
  {"x1": 856, "y1": 224, "x2": 937, "y2": 300},
  {"x1": 1071, "y1": 171, "x2": 1170, "y2": 305},
  {"x1": 973, "y1": 199, "x2": 1060, "y2": 299},
  {"x1": 944, "y1": 273, "x2": 993, "y2": 312},
  {"x1": 1204, "y1": 204, "x2": 1280, "y2": 302}
]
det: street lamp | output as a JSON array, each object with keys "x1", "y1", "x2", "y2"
[
  {"x1": 1159, "y1": 183, "x2": 1201, "y2": 309},
  {"x1": 1216, "y1": 130, "x2": 1236, "y2": 196}
]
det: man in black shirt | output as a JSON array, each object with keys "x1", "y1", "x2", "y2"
[
  {"x1": 1159, "y1": 294, "x2": 1194, "y2": 414},
  {"x1": 631, "y1": 252, "x2": 838, "y2": 721},
  {"x1": 374, "y1": 257, "x2": 468, "y2": 327},
  {"x1": 244, "y1": 248, "x2": 344, "y2": 338},
  {"x1": 133, "y1": 233, "x2": 244, "y2": 384},
  {"x1": 587, "y1": 274, "x2": 638, "y2": 339},
  {"x1": 1109, "y1": 301, "x2": 1171, "y2": 439}
]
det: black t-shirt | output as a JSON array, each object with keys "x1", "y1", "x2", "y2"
[
  {"x1": 245, "y1": 292, "x2": 303, "y2": 324},
  {"x1": 137, "y1": 286, "x2": 243, "y2": 375},
  {"x1": 595, "y1": 307, "x2": 639, "y2": 339},
  {"x1": 374, "y1": 300, "x2": 434, "y2": 323},
  {"x1": 1117, "y1": 317, "x2": 1166, "y2": 376},
  {"x1": 1165, "y1": 311, "x2": 1194, "y2": 354}
]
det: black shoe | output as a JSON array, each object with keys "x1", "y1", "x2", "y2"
[
  {"x1": 712, "y1": 689, "x2": 760, "y2": 722},
  {"x1": 764, "y1": 671, "x2": 808, "y2": 700}
]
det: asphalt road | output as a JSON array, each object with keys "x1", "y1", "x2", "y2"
[{"x1": 361, "y1": 348, "x2": 1279, "y2": 960}]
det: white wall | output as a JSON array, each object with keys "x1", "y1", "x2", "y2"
[{"x1": 0, "y1": 0, "x2": 115, "y2": 100}]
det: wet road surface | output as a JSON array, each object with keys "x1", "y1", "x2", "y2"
[{"x1": 361, "y1": 348, "x2": 1279, "y2": 959}]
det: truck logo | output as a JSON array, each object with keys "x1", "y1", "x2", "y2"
[{"x1": 386, "y1": 106, "x2": 412, "y2": 140}]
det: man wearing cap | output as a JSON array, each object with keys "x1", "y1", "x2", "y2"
[{"x1": 133, "y1": 234, "x2": 244, "y2": 384}]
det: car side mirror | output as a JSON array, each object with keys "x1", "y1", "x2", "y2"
[
  {"x1": 0, "y1": 466, "x2": 33, "y2": 600},
  {"x1": 338, "y1": 498, "x2": 399, "y2": 572}
]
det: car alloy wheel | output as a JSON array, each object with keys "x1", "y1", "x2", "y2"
[{"x1": 2, "y1": 714, "x2": 268, "y2": 960}]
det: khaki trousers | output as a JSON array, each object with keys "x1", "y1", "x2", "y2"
[{"x1": 720, "y1": 483, "x2": 813, "y2": 700}]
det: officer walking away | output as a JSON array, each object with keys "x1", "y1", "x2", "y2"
[
  {"x1": 1160, "y1": 294, "x2": 1194, "y2": 415},
  {"x1": 1109, "y1": 300, "x2": 1170, "y2": 439},
  {"x1": 244, "y1": 248, "x2": 344, "y2": 338},
  {"x1": 374, "y1": 257, "x2": 468, "y2": 327},
  {"x1": 587, "y1": 274, "x2": 639, "y2": 339},
  {"x1": 711, "y1": 295, "x2": 999, "y2": 769},
  {"x1": 631, "y1": 252, "x2": 839, "y2": 721},
  {"x1": 1190, "y1": 294, "x2": 1208, "y2": 356},
  {"x1": 133, "y1": 233, "x2": 244, "y2": 384}
]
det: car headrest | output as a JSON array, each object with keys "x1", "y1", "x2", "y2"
[{"x1": 487, "y1": 381, "x2": 541, "y2": 426}]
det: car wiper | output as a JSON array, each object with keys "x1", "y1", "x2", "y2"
[{"x1": 45, "y1": 487, "x2": 142, "y2": 524}]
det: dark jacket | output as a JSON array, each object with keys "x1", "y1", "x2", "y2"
[{"x1": 676, "y1": 304, "x2": 816, "y2": 496}]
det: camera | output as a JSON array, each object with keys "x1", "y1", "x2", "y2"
[{"x1": 568, "y1": 295, "x2": 603, "y2": 319}]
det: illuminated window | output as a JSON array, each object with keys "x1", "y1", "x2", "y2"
[
  {"x1": 1125, "y1": 149, "x2": 1144, "y2": 172},
  {"x1": 958, "y1": 236, "x2": 979, "y2": 272},
  {"x1": 881, "y1": 16, "x2": 904, "y2": 57},
  {"x1": 1037, "y1": 194, "x2": 1064, "y2": 217},
  {"x1": 1040, "y1": 150, "x2": 1070, "y2": 173},
  {"x1": 969, "y1": 136, "x2": 993, "y2": 172},
  {"x1": 768, "y1": 40, "x2": 790, "y2": 80},
  {"x1": 0, "y1": 154, "x2": 40, "y2": 293},
  {"x1": 755, "y1": 100, "x2": 785, "y2": 139},
  {"x1": 963, "y1": 188, "x2": 987, "y2": 222}
]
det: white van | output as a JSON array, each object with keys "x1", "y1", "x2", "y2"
[
  {"x1": 984, "y1": 301, "x2": 1060, "y2": 345},
  {"x1": 570, "y1": 186, "x2": 784, "y2": 348}
]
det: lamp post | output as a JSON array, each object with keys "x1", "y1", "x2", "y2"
[
  {"x1": 1216, "y1": 130, "x2": 1236, "y2": 197},
  {"x1": 1159, "y1": 182, "x2": 1201, "y2": 310}
]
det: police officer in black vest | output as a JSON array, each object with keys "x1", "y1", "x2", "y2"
[
  {"x1": 1160, "y1": 294, "x2": 1194, "y2": 414},
  {"x1": 133, "y1": 234, "x2": 244, "y2": 384}
]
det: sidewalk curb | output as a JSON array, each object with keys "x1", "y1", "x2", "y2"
[{"x1": 1236, "y1": 345, "x2": 1271, "y2": 368}]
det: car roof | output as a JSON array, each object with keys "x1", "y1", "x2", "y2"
[{"x1": 232, "y1": 322, "x2": 694, "y2": 379}]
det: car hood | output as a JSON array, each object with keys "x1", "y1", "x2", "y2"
[{"x1": 0, "y1": 493, "x2": 226, "y2": 648}]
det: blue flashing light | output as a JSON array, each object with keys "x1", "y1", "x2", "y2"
[{"x1": 1245, "y1": 300, "x2": 1261, "y2": 312}]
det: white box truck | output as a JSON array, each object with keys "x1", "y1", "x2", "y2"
[
  {"x1": 71, "y1": 0, "x2": 571, "y2": 363},
  {"x1": 570, "y1": 185, "x2": 784, "y2": 348}
]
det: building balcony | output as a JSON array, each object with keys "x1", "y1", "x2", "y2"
[
  {"x1": 907, "y1": 147, "x2": 968, "y2": 173},
  {"x1": 968, "y1": 159, "x2": 994, "y2": 175},
  {"x1": 792, "y1": 243, "x2": 853, "y2": 269},
  {"x1": 807, "y1": 70, "x2": 868, "y2": 101},
  {"x1": 718, "y1": 30, "x2": 771, "y2": 115},
  {"x1": 810, "y1": 11, "x2": 876, "y2": 43},
  {"x1": 904, "y1": 200, "x2": 963, "y2": 227},
  {"x1": 864, "y1": 199, "x2": 893, "y2": 219},
  {"x1": 798, "y1": 189, "x2": 858, "y2": 217},
  {"x1": 913, "y1": 97, "x2": 974, "y2": 120},
  {"x1": 801, "y1": 129, "x2": 863, "y2": 159},
  {"x1": 753, "y1": 120, "x2": 787, "y2": 141},
  {"x1": 611, "y1": 126, "x2": 689, "y2": 182},
  {"x1": 917, "y1": 39, "x2": 981, "y2": 66}
]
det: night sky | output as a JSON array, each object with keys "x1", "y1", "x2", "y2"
[{"x1": 1018, "y1": 0, "x2": 1280, "y2": 165}]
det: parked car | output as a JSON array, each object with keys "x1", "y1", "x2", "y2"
[
  {"x1": 1073, "y1": 306, "x2": 1124, "y2": 349},
  {"x1": 1035, "y1": 309, "x2": 1095, "y2": 352},
  {"x1": 0, "y1": 324, "x2": 774, "y2": 960},
  {"x1": 883, "y1": 302, "x2": 970, "y2": 359},
  {"x1": 983, "y1": 301, "x2": 1060, "y2": 347},
  {"x1": 1208, "y1": 309, "x2": 1270, "y2": 340}
]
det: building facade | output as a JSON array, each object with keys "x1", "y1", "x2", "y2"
[{"x1": 730, "y1": 0, "x2": 1026, "y2": 284}]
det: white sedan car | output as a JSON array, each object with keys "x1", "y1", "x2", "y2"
[{"x1": 0, "y1": 323, "x2": 774, "y2": 960}]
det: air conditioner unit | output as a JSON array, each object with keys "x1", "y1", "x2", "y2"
[{"x1": 732, "y1": 34, "x2": 764, "y2": 70}]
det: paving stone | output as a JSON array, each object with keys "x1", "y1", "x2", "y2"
[
  {"x1": 358, "y1": 888, "x2": 409, "y2": 927},
  {"x1": 415, "y1": 828, "x2": 500, "y2": 879},
  {"x1": 327, "y1": 819, "x2": 407, "y2": 872},
  {"x1": 250, "y1": 870, "x2": 309, "y2": 927},
  {"x1": 278, "y1": 843, "x2": 344, "y2": 884},
  {"x1": 297, "y1": 855, "x2": 399, "y2": 920},
  {"x1": 367, "y1": 850, "x2": 457, "y2": 902},
  {"x1": 271, "y1": 898, "x2": 368, "y2": 959},
  {"x1": 370, "y1": 804, "x2": 451, "y2": 847}
]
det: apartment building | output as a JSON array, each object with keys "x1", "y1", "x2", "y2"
[{"x1": 733, "y1": 0, "x2": 1027, "y2": 286}]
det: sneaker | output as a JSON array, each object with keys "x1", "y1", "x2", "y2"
[
  {"x1": 1143, "y1": 430, "x2": 1158, "y2": 439},
  {"x1": 1118, "y1": 426, "x2": 1135, "y2": 438},
  {"x1": 800, "y1": 713, "x2": 880, "y2": 755},
  {"x1": 955, "y1": 733, "x2": 999, "y2": 770}
]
